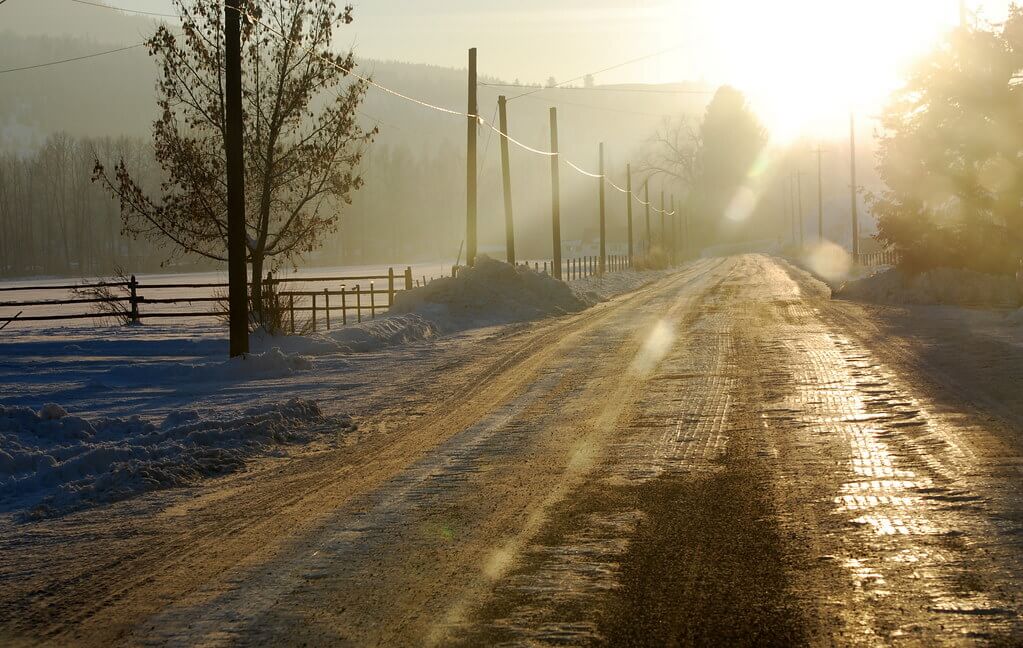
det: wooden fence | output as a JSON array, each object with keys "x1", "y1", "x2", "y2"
[
  {"x1": 520, "y1": 254, "x2": 631, "y2": 280},
  {"x1": 857, "y1": 250, "x2": 899, "y2": 267},
  {"x1": 0, "y1": 257, "x2": 634, "y2": 330},
  {"x1": 0, "y1": 266, "x2": 418, "y2": 328}
]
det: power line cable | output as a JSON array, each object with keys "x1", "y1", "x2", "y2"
[
  {"x1": 507, "y1": 91, "x2": 681, "y2": 118},
  {"x1": 0, "y1": 42, "x2": 145, "y2": 75},
  {"x1": 505, "y1": 44, "x2": 686, "y2": 102},
  {"x1": 66, "y1": 0, "x2": 179, "y2": 18},
  {"x1": 481, "y1": 82, "x2": 715, "y2": 96}
]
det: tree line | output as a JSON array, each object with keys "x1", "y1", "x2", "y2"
[
  {"x1": 872, "y1": 7, "x2": 1023, "y2": 275},
  {"x1": 0, "y1": 134, "x2": 174, "y2": 278}
]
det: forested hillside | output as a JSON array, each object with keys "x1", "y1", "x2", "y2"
[{"x1": 0, "y1": 2, "x2": 711, "y2": 277}]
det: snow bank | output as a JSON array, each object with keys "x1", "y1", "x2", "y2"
[
  {"x1": 250, "y1": 314, "x2": 439, "y2": 356},
  {"x1": 98, "y1": 347, "x2": 313, "y2": 386},
  {"x1": 248, "y1": 260, "x2": 673, "y2": 355},
  {"x1": 837, "y1": 267, "x2": 1021, "y2": 309},
  {"x1": 390, "y1": 255, "x2": 592, "y2": 328},
  {"x1": 571, "y1": 268, "x2": 674, "y2": 303},
  {"x1": 1, "y1": 399, "x2": 353, "y2": 518}
]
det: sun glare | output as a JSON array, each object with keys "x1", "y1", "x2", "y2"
[{"x1": 661, "y1": 0, "x2": 987, "y2": 141}]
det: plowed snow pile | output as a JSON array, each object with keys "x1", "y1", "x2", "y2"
[
  {"x1": 390, "y1": 255, "x2": 592, "y2": 328},
  {"x1": 0, "y1": 400, "x2": 353, "y2": 518},
  {"x1": 837, "y1": 267, "x2": 1021, "y2": 309},
  {"x1": 250, "y1": 314, "x2": 439, "y2": 356}
]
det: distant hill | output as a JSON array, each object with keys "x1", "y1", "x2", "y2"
[{"x1": 0, "y1": 2, "x2": 714, "y2": 159}]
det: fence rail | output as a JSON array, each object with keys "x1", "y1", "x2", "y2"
[
  {"x1": 0, "y1": 256, "x2": 636, "y2": 330},
  {"x1": 857, "y1": 250, "x2": 899, "y2": 267}
]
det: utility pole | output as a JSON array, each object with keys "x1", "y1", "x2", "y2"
[
  {"x1": 671, "y1": 195, "x2": 677, "y2": 265},
  {"x1": 660, "y1": 189, "x2": 665, "y2": 250},
  {"x1": 498, "y1": 95, "x2": 515, "y2": 264},
  {"x1": 787, "y1": 173, "x2": 795, "y2": 244},
  {"x1": 684, "y1": 209, "x2": 690, "y2": 259},
  {"x1": 850, "y1": 112, "x2": 859, "y2": 259},
  {"x1": 466, "y1": 48, "x2": 478, "y2": 267},
  {"x1": 549, "y1": 107, "x2": 562, "y2": 280},
  {"x1": 598, "y1": 142, "x2": 606, "y2": 274},
  {"x1": 797, "y1": 170, "x2": 805, "y2": 248},
  {"x1": 644, "y1": 181, "x2": 651, "y2": 255},
  {"x1": 224, "y1": 0, "x2": 248, "y2": 357},
  {"x1": 626, "y1": 163, "x2": 634, "y2": 265},
  {"x1": 816, "y1": 143, "x2": 824, "y2": 243}
]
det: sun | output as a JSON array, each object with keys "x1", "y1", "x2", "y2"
[{"x1": 660, "y1": 0, "x2": 978, "y2": 142}]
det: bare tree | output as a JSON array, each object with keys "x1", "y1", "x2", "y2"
[
  {"x1": 95, "y1": 0, "x2": 375, "y2": 319},
  {"x1": 638, "y1": 117, "x2": 699, "y2": 185}
]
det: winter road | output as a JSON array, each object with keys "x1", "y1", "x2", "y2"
[{"x1": 3, "y1": 254, "x2": 1023, "y2": 646}]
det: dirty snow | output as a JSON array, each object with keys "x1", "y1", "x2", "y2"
[
  {"x1": 390, "y1": 255, "x2": 592, "y2": 328},
  {"x1": 836, "y1": 267, "x2": 1022, "y2": 309},
  {"x1": 1, "y1": 399, "x2": 353, "y2": 518}
]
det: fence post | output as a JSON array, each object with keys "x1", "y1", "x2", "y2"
[
  {"x1": 324, "y1": 288, "x2": 331, "y2": 330},
  {"x1": 341, "y1": 285, "x2": 347, "y2": 326},
  {"x1": 129, "y1": 275, "x2": 140, "y2": 324},
  {"x1": 356, "y1": 284, "x2": 362, "y2": 323},
  {"x1": 388, "y1": 267, "x2": 395, "y2": 306},
  {"x1": 404, "y1": 266, "x2": 413, "y2": 291},
  {"x1": 289, "y1": 294, "x2": 295, "y2": 334},
  {"x1": 311, "y1": 293, "x2": 317, "y2": 332},
  {"x1": 269, "y1": 272, "x2": 279, "y2": 329},
  {"x1": 543, "y1": 261, "x2": 548, "y2": 274},
  {"x1": 370, "y1": 281, "x2": 376, "y2": 318}
]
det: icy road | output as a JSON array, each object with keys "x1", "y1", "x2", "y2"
[{"x1": 3, "y1": 254, "x2": 1023, "y2": 646}]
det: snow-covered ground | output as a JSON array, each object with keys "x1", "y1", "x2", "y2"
[
  {"x1": 0, "y1": 260, "x2": 669, "y2": 517},
  {"x1": 836, "y1": 266, "x2": 1022, "y2": 309}
]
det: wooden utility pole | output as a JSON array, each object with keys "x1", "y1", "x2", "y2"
[
  {"x1": 644, "y1": 182, "x2": 651, "y2": 255},
  {"x1": 225, "y1": 0, "x2": 248, "y2": 357},
  {"x1": 626, "y1": 164, "x2": 634, "y2": 265},
  {"x1": 498, "y1": 95, "x2": 515, "y2": 264},
  {"x1": 549, "y1": 107, "x2": 562, "y2": 280},
  {"x1": 598, "y1": 143, "x2": 606, "y2": 274},
  {"x1": 683, "y1": 207, "x2": 689, "y2": 259},
  {"x1": 797, "y1": 170, "x2": 805, "y2": 247},
  {"x1": 466, "y1": 48, "x2": 478, "y2": 267},
  {"x1": 850, "y1": 112, "x2": 859, "y2": 259},
  {"x1": 660, "y1": 190, "x2": 665, "y2": 249},
  {"x1": 671, "y1": 195, "x2": 677, "y2": 265},
  {"x1": 788, "y1": 173, "x2": 796, "y2": 243},
  {"x1": 816, "y1": 144, "x2": 824, "y2": 243}
]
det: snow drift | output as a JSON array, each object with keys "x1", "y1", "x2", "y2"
[
  {"x1": 390, "y1": 255, "x2": 592, "y2": 327},
  {"x1": 100, "y1": 346, "x2": 313, "y2": 385},
  {"x1": 836, "y1": 267, "x2": 1021, "y2": 309},
  {"x1": 249, "y1": 314, "x2": 439, "y2": 357},
  {"x1": 1, "y1": 399, "x2": 353, "y2": 518}
]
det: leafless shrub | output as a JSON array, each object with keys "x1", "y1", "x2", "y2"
[{"x1": 72, "y1": 266, "x2": 134, "y2": 325}]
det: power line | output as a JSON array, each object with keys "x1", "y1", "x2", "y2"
[
  {"x1": 0, "y1": 42, "x2": 145, "y2": 75},
  {"x1": 480, "y1": 82, "x2": 715, "y2": 96},
  {"x1": 66, "y1": 0, "x2": 179, "y2": 18},
  {"x1": 508, "y1": 91, "x2": 681, "y2": 118},
  {"x1": 505, "y1": 44, "x2": 686, "y2": 102}
]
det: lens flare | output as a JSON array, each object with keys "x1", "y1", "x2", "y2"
[{"x1": 804, "y1": 241, "x2": 853, "y2": 282}]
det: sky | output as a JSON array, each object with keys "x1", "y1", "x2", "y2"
[{"x1": 45, "y1": 0, "x2": 1021, "y2": 139}]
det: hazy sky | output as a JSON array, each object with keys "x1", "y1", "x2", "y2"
[{"x1": 45, "y1": 1, "x2": 1018, "y2": 138}]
